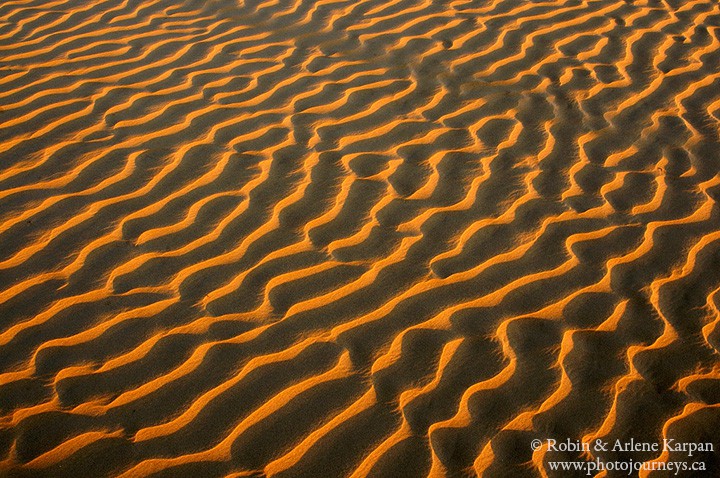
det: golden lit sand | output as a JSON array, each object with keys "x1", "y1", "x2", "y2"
[{"x1": 1, "y1": 0, "x2": 720, "y2": 476}]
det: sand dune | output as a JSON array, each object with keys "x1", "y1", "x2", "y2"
[{"x1": 1, "y1": 0, "x2": 720, "y2": 476}]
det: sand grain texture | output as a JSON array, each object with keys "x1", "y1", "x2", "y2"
[{"x1": 1, "y1": 0, "x2": 720, "y2": 476}]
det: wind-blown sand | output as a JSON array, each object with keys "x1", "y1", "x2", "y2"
[{"x1": 1, "y1": 0, "x2": 720, "y2": 476}]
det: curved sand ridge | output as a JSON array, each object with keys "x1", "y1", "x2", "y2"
[{"x1": 1, "y1": 0, "x2": 720, "y2": 476}]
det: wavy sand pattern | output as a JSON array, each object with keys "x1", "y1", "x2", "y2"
[{"x1": 1, "y1": 0, "x2": 720, "y2": 476}]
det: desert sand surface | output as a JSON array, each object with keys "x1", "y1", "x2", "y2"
[{"x1": 1, "y1": 0, "x2": 720, "y2": 476}]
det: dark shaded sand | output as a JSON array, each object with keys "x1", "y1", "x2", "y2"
[{"x1": 1, "y1": 0, "x2": 720, "y2": 476}]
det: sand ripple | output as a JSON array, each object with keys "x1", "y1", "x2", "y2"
[{"x1": 1, "y1": 0, "x2": 720, "y2": 476}]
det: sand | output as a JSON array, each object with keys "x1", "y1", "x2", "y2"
[{"x1": 1, "y1": 0, "x2": 720, "y2": 476}]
